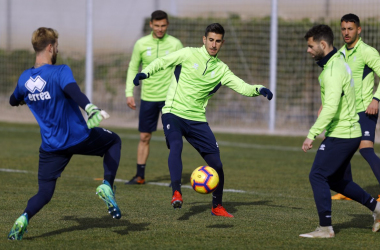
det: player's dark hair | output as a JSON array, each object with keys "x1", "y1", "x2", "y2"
[
  {"x1": 205, "y1": 23, "x2": 225, "y2": 38},
  {"x1": 151, "y1": 10, "x2": 168, "y2": 22},
  {"x1": 341, "y1": 13, "x2": 360, "y2": 27},
  {"x1": 31, "y1": 27, "x2": 59, "y2": 53},
  {"x1": 304, "y1": 24, "x2": 334, "y2": 46}
]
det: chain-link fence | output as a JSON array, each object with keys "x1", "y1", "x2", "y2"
[{"x1": 1, "y1": 0, "x2": 379, "y2": 135}]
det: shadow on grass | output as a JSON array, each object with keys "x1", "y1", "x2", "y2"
[
  {"x1": 26, "y1": 216, "x2": 150, "y2": 240},
  {"x1": 333, "y1": 213, "x2": 373, "y2": 234},
  {"x1": 363, "y1": 184, "x2": 380, "y2": 198},
  {"x1": 206, "y1": 224, "x2": 234, "y2": 229},
  {"x1": 177, "y1": 200, "x2": 300, "y2": 221},
  {"x1": 149, "y1": 172, "x2": 192, "y2": 185}
]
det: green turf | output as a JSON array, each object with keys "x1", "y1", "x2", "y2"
[{"x1": 1, "y1": 121, "x2": 380, "y2": 249}]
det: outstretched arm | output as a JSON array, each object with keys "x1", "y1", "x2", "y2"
[
  {"x1": 63, "y1": 82, "x2": 90, "y2": 110},
  {"x1": 63, "y1": 82, "x2": 109, "y2": 129},
  {"x1": 140, "y1": 48, "x2": 189, "y2": 81},
  {"x1": 222, "y1": 67, "x2": 273, "y2": 99}
]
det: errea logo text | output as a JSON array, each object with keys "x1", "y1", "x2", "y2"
[{"x1": 25, "y1": 75, "x2": 51, "y2": 102}]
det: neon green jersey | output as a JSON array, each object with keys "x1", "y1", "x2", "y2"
[
  {"x1": 142, "y1": 46, "x2": 265, "y2": 122},
  {"x1": 307, "y1": 52, "x2": 361, "y2": 140},
  {"x1": 338, "y1": 38, "x2": 380, "y2": 112},
  {"x1": 125, "y1": 32, "x2": 183, "y2": 101}
]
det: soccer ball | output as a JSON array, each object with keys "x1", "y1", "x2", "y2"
[{"x1": 190, "y1": 166, "x2": 219, "y2": 194}]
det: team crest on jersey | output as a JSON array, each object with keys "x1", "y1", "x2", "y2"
[{"x1": 25, "y1": 76, "x2": 46, "y2": 93}]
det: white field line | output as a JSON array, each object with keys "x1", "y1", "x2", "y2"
[
  {"x1": 0, "y1": 168, "x2": 29, "y2": 173},
  {"x1": 0, "y1": 126, "x2": 370, "y2": 156},
  {"x1": 1, "y1": 169, "x2": 249, "y2": 194}
]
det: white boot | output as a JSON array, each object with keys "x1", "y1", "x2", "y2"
[
  {"x1": 372, "y1": 201, "x2": 380, "y2": 232},
  {"x1": 299, "y1": 226, "x2": 335, "y2": 238}
]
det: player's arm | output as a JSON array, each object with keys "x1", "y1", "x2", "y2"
[
  {"x1": 63, "y1": 82, "x2": 90, "y2": 110},
  {"x1": 318, "y1": 105, "x2": 323, "y2": 116},
  {"x1": 9, "y1": 83, "x2": 25, "y2": 106},
  {"x1": 364, "y1": 47, "x2": 380, "y2": 114},
  {"x1": 221, "y1": 67, "x2": 272, "y2": 100},
  {"x1": 126, "y1": 42, "x2": 142, "y2": 110},
  {"x1": 60, "y1": 66, "x2": 109, "y2": 129},
  {"x1": 63, "y1": 83, "x2": 109, "y2": 129},
  {"x1": 307, "y1": 73, "x2": 342, "y2": 140},
  {"x1": 137, "y1": 48, "x2": 190, "y2": 83},
  {"x1": 9, "y1": 94, "x2": 25, "y2": 106}
]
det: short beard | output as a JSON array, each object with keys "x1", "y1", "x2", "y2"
[
  {"x1": 51, "y1": 52, "x2": 57, "y2": 65},
  {"x1": 313, "y1": 47, "x2": 325, "y2": 61}
]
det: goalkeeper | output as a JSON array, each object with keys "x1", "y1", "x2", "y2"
[
  {"x1": 134, "y1": 23, "x2": 273, "y2": 217},
  {"x1": 7, "y1": 27, "x2": 122, "y2": 241}
]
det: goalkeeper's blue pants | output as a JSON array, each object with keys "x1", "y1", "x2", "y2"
[{"x1": 24, "y1": 127, "x2": 121, "y2": 220}]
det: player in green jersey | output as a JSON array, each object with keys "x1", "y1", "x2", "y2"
[
  {"x1": 300, "y1": 24, "x2": 380, "y2": 238},
  {"x1": 331, "y1": 14, "x2": 380, "y2": 201},
  {"x1": 134, "y1": 23, "x2": 273, "y2": 217},
  {"x1": 125, "y1": 10, "x2": 183, "y2": 185}
]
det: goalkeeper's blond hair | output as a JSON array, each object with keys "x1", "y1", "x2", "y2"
[{"x1": 31, "y1": 27, "x2": 59, "y2": 53}]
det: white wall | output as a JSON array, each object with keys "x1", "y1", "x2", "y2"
[{"x1": 0, "y1": 0, "x2": 378, "y2": 54}]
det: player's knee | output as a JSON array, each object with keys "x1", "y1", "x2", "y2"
[
  {"x1": 169, "y1": 139, "x2": 183, "y2": 152},
  {"x1": 140, "y1": 133, "x2": 152, "y2": 144},
  {"x1": 308, "y1": 170, "x2": 318, "y2": 183},
  {"x1": 114, "y1": 134, "x2": 122, "y2": 145},
  {"x1": 167, "y1": 133, "x2": 183, "y2": 151},
  {"x1": 211, "y1": 161, "x2": 223, "y2": 172}
]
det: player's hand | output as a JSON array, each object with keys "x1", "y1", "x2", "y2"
[
  {"x1": 259, "y1": 87, "x2": 273, "y2": 100},
  {"x1": 302, "y1": 138, "x2": 314, "y2": 152},
  {"x1": 365, "y1": 99, "x2": 379, "y2": 115},
  {"x1": 85, "y1": 103, "x2": 110, "y2": 129},
  {"x1": 127, "y1": 96, "x2": 136, "y2": 110},
  {"x1": 133, "y1": 73, "x2": 148, "y2": 86}
]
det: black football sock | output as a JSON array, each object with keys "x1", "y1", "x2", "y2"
[
  {"x1": 104, "y1": 175, "x2": 115, "y2": 189},
  {"x1": 136, "y1": 164, "x2": 146, "y2": 179}
]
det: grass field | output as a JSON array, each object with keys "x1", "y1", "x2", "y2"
[{"x1": 1, "y1": 121, "x2": 380, "y2": 249}]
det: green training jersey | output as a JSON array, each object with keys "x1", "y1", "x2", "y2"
[
  {"x1": 142, "y1": 45, "x2": 265, "y2": 122},
  {"x1": 307, "y1": 52, "x2": 361, "y2": 140},
  {"x1": 126, "y1": 32, "x2": 183, "y2": 101},
  {"x1": 338, "y1": 38, "x2": 380, "y2": 113}
]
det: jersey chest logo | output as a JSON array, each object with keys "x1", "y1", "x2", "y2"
[
  {"x1": 25, "y1": 75, "x2": 46, "y2": 93},
  {"x1": 25, "y1": 75, "x2": 51, "y2": 102}
]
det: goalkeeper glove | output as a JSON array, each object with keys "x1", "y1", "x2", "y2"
[
  {"x1": 85, "y1": 103, "x2": 110, "y2": 129},
  {"x1": 133, "y1": 73, "x2": 148, "y2": 86},
  {"x1": 259, "y1": 87, "x2": 273, "y2": 100}
]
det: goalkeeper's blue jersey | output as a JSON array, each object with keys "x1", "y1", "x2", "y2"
[{"x1": 13, "y1": 64, "x2": 90, "y2": 152}]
